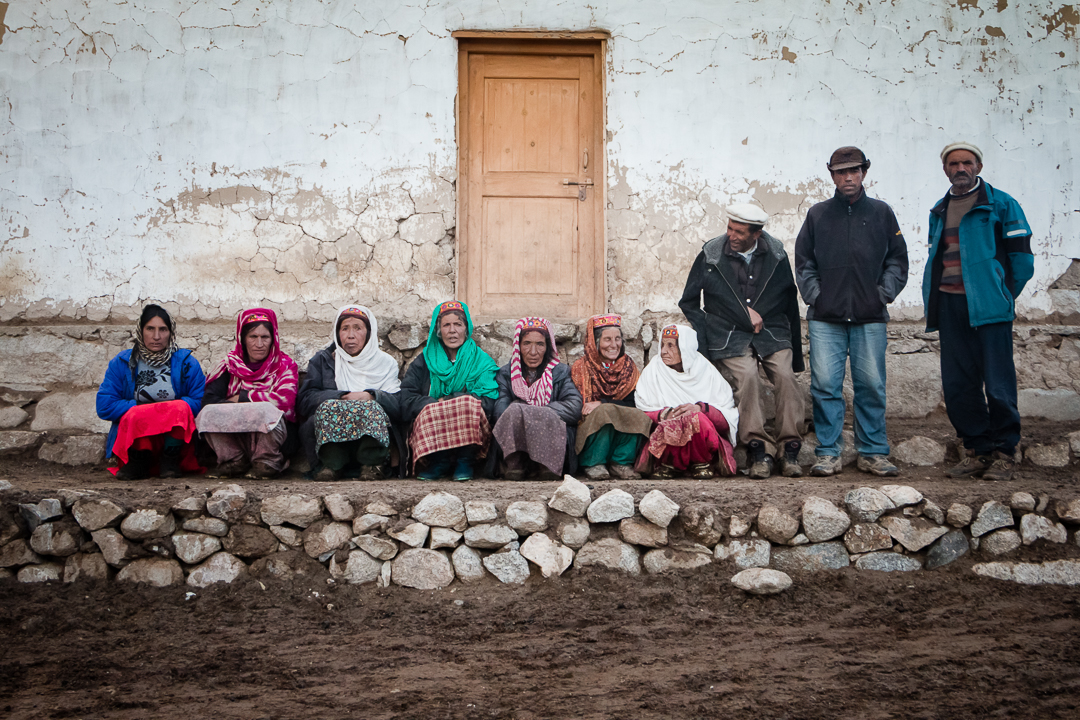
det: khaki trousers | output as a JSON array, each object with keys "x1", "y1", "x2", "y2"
[{"x1": 715, "y1": 348, "x2": 803, "y2": 455}]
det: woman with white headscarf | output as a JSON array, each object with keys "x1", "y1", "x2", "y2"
[
  {"x1": 297, "y1": 305, "x2": 403, "y2": 480},
  {"x1": 635, "y1": 324, "x2": 739, "y2": 479}
]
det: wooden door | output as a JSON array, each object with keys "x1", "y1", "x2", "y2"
[{"x1": 457, "y1": 39, "x2": 605, "y2": 321}]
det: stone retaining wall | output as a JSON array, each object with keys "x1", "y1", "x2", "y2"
[{"x1": 3, "y1": 478, "x2": 1080, "y2": 592}]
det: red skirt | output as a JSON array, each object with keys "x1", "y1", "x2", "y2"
[{"x1": 110, "y1": 400, "x2": 202, "y2": 475}]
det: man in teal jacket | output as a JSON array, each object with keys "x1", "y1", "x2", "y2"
[{"x1": 923, "y1": 142, "x2": 1033, "y2": 481}]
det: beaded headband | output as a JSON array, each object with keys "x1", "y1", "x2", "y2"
[
  {"x1": 340, "y1": 307, "x2": 368, "y2": 320},
  {"x1": 592, "y1": 314, "x2": 621, "y2": 329},
  {"x1": 661, "y1": 325, "x2": 679, "y2": 339},
  {"x1": 242, "y1": 312, "x2": 272, "y2": 325},
  {"x1": 438, "y1": 301, "x2": 465, "y2": 315},
  {"x1": 521, "y1": 317, "x2": 546, "y2": 330}
]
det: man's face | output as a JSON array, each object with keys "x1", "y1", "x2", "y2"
[
  {"x1": 830, "y1": 166, "x2": 866, "y2": 200},
  {"x1": 727, "y1": 220, "x2": 762, "y2": 253},
  {"x1": 943, "y1": 150, "x2": 982, "y2": 194}
]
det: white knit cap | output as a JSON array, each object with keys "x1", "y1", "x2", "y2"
[
  {"x1": 726, "y1": 202, "x2": 768, "y2": 226},
  {"x1": 941, "y1": 142, "x2": 983, "y2": 163}
]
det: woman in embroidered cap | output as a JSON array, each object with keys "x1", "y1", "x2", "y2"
[
  {"x1": 296, "y1": 305, "x2": 403, "y2": 481},
  {"x1": 398, "y1": 300, "x2": 499, "y2": 481},
  {"x1": 569, "y1": 314, "x2": 652, "y2": 480},
  {"x1": 635, "y1": 324, "x2": 739, "y2": 479},
  {"x1": 96, "y1": 303, "x2": 206, "y2": 480},
  {"x1": 490, "y1": 317, "x2": 583, "y2": 480},
  {"x1": 196, "y1": 308, "x2": 299, "y2": 479}
]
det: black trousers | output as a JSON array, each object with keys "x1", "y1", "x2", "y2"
[{"x1": 937, "y1": 291, "x2": 1021, "y2": 454}]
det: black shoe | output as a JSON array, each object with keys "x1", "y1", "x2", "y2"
[
  {"x1": 116, "y1": 450, "x2": 153, "y2": 480},
  {"x1": 159, "y1": 446, "x2": 183, "y2": 479},
  {"x1": 747, "y1": 440, "x2": 773, "y2": 479}
]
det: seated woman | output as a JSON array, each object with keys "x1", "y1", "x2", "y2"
[
  {"x1": 297, "y1": 305, "x2": 403, "y2": 481},
  {"x1": 399, "y1": 300, "x2": 498, "y2": 482},
  {"x1": 491, "y1": 317, "x2": 583, "y2": 481},
  {"x1": 570, "y1": 314, "x2": 653, "y2": 481},
  {"x1": 96, "y1": 304, "x2": 206, "y2": 480},
  {"x1": 197, "y1": 308, "x2": 298, "y2": 479},
  {"x1": 635, "y1": 324, "x2": 739, "y2": 479}
]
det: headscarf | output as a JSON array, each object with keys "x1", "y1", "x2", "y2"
[
  {"x1": 570, "y1": 314, "x2": 639, "y2": 403},
  {"x1": 331, "y1": 305, "x2": 401, "y2": 394},
  {"x1": 422, "y1": 300, "x2": 498, "y2": 399},
  {"x1": 635, "y1": 324, "x2": 739, "y2": 445},
  {"x1": 133, "y1": 312, "x2": 178, "y2": 368},
  {"x1": 206, "y1": 308, "x2": 300, "y2": 421},
  {"x1": 509, "y1": 317, "x2": 560, "y2": 406}
]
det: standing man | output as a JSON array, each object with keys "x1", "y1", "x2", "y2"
[
  {"x1": 680, "y1": 202, "x2": 805, "y2": 479},
  {"x1": 924, "y1": 142, "x2": 1032, "y2": 481},
  {"x1": 794, "y1": 147, "x2": 908, "y2": 477}
]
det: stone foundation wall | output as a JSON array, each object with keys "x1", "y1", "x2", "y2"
[{"x1": 3, "y1": 478, "x2": 1080, "y2": 591}]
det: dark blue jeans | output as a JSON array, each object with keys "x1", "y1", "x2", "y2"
[{"x1": 937, "y1": 292, "x2": 1020, "y2": 455}]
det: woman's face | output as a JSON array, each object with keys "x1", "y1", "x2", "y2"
[
  {"x1": 520, "y1": 330, "x2": 547, "y2": 370},
  {"x1": 598, "y1": 327, "x2": 623, "y2": 362},
  {"x1": 244, "y1": 324, "x2": 273, "y2": 364},
  {"x1": 338, "y1": 317, "x2": 368, "y2": 357},
  {"x1": 439, "y1": 312, "x2": 468, "y2": 351},
  {"x1": 660, "y1": 336, "x2": 683, "y2": 369},
  {"x1": 142, "y1": 316, "x2": 171, "y2": 353}
]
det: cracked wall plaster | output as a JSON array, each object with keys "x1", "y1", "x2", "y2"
[{"x1": 0, "y1": 1, "x2": 1077, "y2": 326}]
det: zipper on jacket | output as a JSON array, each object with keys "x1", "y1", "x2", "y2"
[{"x1": 709, "y1": 260, "x2": 754, "y2": 326}]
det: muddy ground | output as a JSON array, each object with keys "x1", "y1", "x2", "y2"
[{"x1": 2, "y1": 417, "x2": 1080, "y2": 718}]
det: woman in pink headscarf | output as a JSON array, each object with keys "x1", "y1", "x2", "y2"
[{"x1": 197, "y1": 308, "x2": 299, "y2": 479}]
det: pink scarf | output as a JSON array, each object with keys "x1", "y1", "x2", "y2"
[
  {"x1": 509, "y1": 317, "x2": 559, "y2": 406},
  {"x1": 206, "y1": 308, "x2": 299, "y2": 422}
]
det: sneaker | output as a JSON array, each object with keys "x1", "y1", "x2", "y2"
[
  {"x1": 810, "y1": 455, "x2": 843, "y2": 477},
  {"x1": 651, "y1": 463, "x2": 676, "y2": 480},
  {"x1": 159, "y1": 446, "x2": 183, "y2": 479},
  {"x1": 314, "y1": 465, "x2": 339, "y2": 482},
  {"x1": 418, "y1": 456, "x2": 452, "y2": 481},
  {"x1": 610, "y1": 464, "x2": 640, "y2": 480},
  {"x1": 689, "y1": 462, "x2": 714, "y2": 480},
  {"x1": 452, "y1": 456, "x2": 474, "y2": 482},
  {"x1": 779, "y1": 441, "x2": 803, "y2": 478},
  {"x1": 945, "y1": 450, "x2": 992, "y2": 478},
  {"x1": 981, "y1": 450, "x2": 1015, "y2": 482},
  {"x1": 115, "y1": 450, "x2": 153, "y2": 481},
  {"x1": 582, "y1": 464, "x2": 610, "y2": 480},
  {"x1": 857, "y1": 455, "x2": 899, "y2": 477},
  {"x1": 747, "y1": 440, "x2": 773, "y2": 479}
]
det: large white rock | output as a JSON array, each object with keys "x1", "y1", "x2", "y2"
[
  {"x1": 1020, "y1": 514, "x2": 1068, "y2": 545},
  {"x1": 186, "y1": 552, "x2": 247, "y2": 587},
  {"x1": 365, "y1": 501, "x2": 397, "y2": 516},
  {"x1": 117, "y1": 558, "x2": 184, "y2": 587},
  {"x1": 892, "y1": 436, "x2": 945, "y2": 466},
  {"x1": 303, "y1": 521, "x2": 353, "y2": 559},
  {"x1": 1017, "y1": 388, "x2": 1080, "y2": 421},
  {"x1": 18, "y1": 562, "x2": 64, "y2": 583},
  {"x1": 464, "y1": 501, "x2": 498, "y2": 524},
  {"x1": 1009, "y1": 492, "x2": 1036, "y2": 512},
  {"x1": 483, "y1": 548, "x2": 531, "y2": 584},
  {"x1": 31, "y1": 390, "x2": 110, "y2": 433},
  {"x1": 171, "y1": 532, "x2": 222, "y2": 564},
  {"x1": 451, "y1": 545, "x2": 486, "y2": 583},
  {"x1": 89, "y1": 529, "x2": 138, "y2": 567},
  {"x1": 388, "y1": 522, "x2": 430, "y2": 548},
  {"x1": 0, "y1": 430, "x2": 43, "y2": 455},
  {"x1": 411, "y1": 492, "x2": 466, "y2": 528},
  {"x1": 878, "y1": 485, "x2": 923, "y2": 507},
  {"x1": 548, "y1": 475, "x2": 592, "y2": 517},
  {"x1": 618, "y1": 517, "x2": 668, "y2": 547},
  {"x1": 63, "y1": 553, "x2": 109, "y2": 582},
  {"x1": 844, "y1": 487, "x2": 896, "y2": 523},
  {"x1": 120, "y1": 509, "x2": 176, "y2": 540},
  {"x1": 30, "y1": 521, "x2": 82, "y2": 557},
  {"x1": 557, "y1": 517, "x2": 591, "y2": 548},
  {"x1": 879, "y1": 516, "x2": 948, "y2": 552},
  {"x1": 643, "y1": 547, "x2": 712, "y2": 574},
  {"x1": 39, "y1": 435, "x2": 106, "y2": 465},
  {"x1": 855, "y1": 553, "x2": 922, "y2": 572},
  {"x1": 0, "y1": 405, "x2": 29, "y2": 428},
  {"x1": 182, "y1": 517, "x2": 230, "y2": 537},
  {"x1": 971, "y1": 501, "x2": 1014, "y2": 537},
  {"x1": 260, "y1": 494, "x2": 324, "y2": 528},
  {"x1": 715, "y1": 538, "x2": 770, "y2": 569},
  {"x1": 519, "y1": 533, "x2": 574, "y2": 578},
  {"x1": 947, "y1": 503, "x2": 973, "y2": 528},
  {"x1": 391, "y1": 549, "x2": 455, "y2": 590},
  {"x1": 573, "y1": 538, "x2": 641, "y2": 575},
  {"x1": 1054, "y1": 498, "x2": 1080, "y2": 524},
  {"x1": 639, "y1": 490, "x2": 679, "y2": 528},
  {"x1": 802, "y1": 497, "x2": 851, "y2": 543},
  {"x1": 333, "y1": 550, "x2": 383, "y2": 585},
  {"x1": 463, "y1": 523, "x2": 518, "y2": 549},
  {"x1": 1025, "y1": 443, "x2": 1070, "y2": 468},
  {"x1": 731, "y1": 568, "x2": 792, "y2": 594},
  {"x1": 322, "y1": 493, "x2": 355, "y2": 522},
  {"x1": 843, "y1": 523, "x2": 893, "y2": 554},
  {"x1": 269, "y1": 525, "x2": 303, "y2": 547},
  {"x1": 505, "y1": 501, "x2": 549, "y2": 533},
  {"x1": 757, "y1": 504, "x2": 799, "y2": 545},
  {"x1": 353, "y1": 534, "x2": 399, "y2": 560},
  {"x1": 973, "y1": 559, "x2": 1080, "y2": 585},
  {"x1": 353, "y1": 513, "x2": 389, "y2": 534},
  {"x1": 982, "y1": 529, "x2": 1022, "y2": 556},
  {"x1": 586, "y1": 489, "x2": 635, "y2": 523},
  {"x1": 727, "y1": 514, "x2": 751, "y2": 538},
  {"x1": 206, "y1": 485, "x2": 248, "y2": 521},
  {"x1": 429, "y1": 527, "x2": 462, "y2": 550},
  {"x1": 172, "y1": 497, "x2": 206, "y2": 519}
]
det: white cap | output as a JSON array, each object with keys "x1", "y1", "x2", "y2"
[
  {"x1": 941, "y1": 141, "x2": 983, "y2": 163},
  {"x1": 726, "y1": 202, "x2": 768, "y2": 226}
]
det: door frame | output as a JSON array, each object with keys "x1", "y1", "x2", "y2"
[{"x1": 454, "y1": 32, "x2": 609, "y2": 322}]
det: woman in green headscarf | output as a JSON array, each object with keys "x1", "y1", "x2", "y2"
[{"x1": 398, "y1": 300, "x2": 499, "y2": 481}]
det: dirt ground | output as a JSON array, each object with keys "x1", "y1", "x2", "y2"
[{"x1": 2, "y1": 417, "x2": 1080, "y2": 719}]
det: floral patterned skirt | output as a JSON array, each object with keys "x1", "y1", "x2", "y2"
[{"x1": 313, "y1": 399, "x2": 391, "y2": 456}]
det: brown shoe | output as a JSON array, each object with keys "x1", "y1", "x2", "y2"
[
  {"x1": 981, "y1": 450, "x2": 1015, "y2": 482},
  {"x1": 210, "y1": 458, "x2": 249, "y2": 479},
  {"x1": 779, "y1": 441, "x2": 803, "y2": 478},
  {"x1": 609, "y1": 464, "x2": 641, "y2": 480},
  {"x1": 689, "y1": 462, "x2": 714, "y2": 480},
  {"x1": 314, "y1": 466, "x2": 339, "y2": 482},
  {"x1": 250, "y1": 462, "x2": 279, "y2": 479},
  {"x1": 651, "y1": 463, "x2": 676, "y2": 480},
  {"x1": 945, "y1": 450, "x2": 992, "y2": 478},
  {"x1": 856, "y1": 455, "x2": 899, "y2": 477}
]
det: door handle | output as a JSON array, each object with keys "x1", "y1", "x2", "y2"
[
  {"x1": 562, "y1": 178, "x2": 594, "y2": 201},
  {"x1": 583, "y1": 148, "x2": 589, "y2": 170}
]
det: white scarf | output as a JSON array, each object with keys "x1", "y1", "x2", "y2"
[
  {"x1": 635, "y1": 324, "x2": 739, "y2": 445},
  {"x1": 332, "y1": 305, "x2": 401, "y2": 393}
]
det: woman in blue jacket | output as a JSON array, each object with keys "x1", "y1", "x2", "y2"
[{"x1": 96, "y1": 304, "x2": 206, "y2": 479}]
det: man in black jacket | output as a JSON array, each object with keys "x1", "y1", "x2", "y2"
[
  {"x1": 794, "y1": 147, "x2": 908, "y2": 477},
  {"x1": 680, "y1": 203, "x2": 805, "y2": 478}
]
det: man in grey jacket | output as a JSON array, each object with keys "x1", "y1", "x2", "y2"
[{"x1": 680, "y1": 203, "x2": 805, "y2": 478}]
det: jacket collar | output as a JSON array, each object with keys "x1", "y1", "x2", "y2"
[
  {"x1": 932, "y1": 178, "x2": 990, "y2": 217},
  {"x1": 831, "y1": 186, "x2": 866, "y2": 208}
]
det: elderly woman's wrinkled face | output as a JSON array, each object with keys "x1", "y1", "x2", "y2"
[
  {"x1": 439, "y1": 312, "x2": 468, "y2": 351},
  {"x1": 244, "y1": 324, "x2": 273, "y2": 364},
  {"x1": 520, "y1": 330, "x2": 547, "y2": 370},
  {"x1": 142, "y1": 316, "x2": 171, "y2": 353},
  {"x1": 598, "y1": 327, "x2": 623, "y2": 362},
  {"x1": 660, "y1": 336, "x2": 683, "y2": 370},
  {"x1": 338, "y1": 317, "x2": 368, "y2": 357}
]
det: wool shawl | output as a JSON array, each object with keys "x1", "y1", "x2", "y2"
[
  {"x1": 132, "y1": 315, "x2": 178, "y2": 368},
  {"x1": 509, "y1": 317, "x2": 560, "y2": 406},
  {"x1": 422, "y1": 301, "x2": 498, "y2": 399},
  {"x1": 206, "y1": 308, "x2": 300, "y2": 422},
  {"x1": 331, "y1": 305, "x2": 401, "y2": 394},
  {"x1": 570, "y1": 314, "x2": 639, "y2": 403},
  {"x1": 635, "y1": 324, "x2": 739, "y2": 445}
]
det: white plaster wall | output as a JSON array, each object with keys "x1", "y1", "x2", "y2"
[{"x1": 1, "y1": 0, "x2": 1077, "y2": 325}]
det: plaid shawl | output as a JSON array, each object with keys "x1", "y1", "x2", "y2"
[{"x1": 409, "y1": 395, "x2": 491, "y2": 467}]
